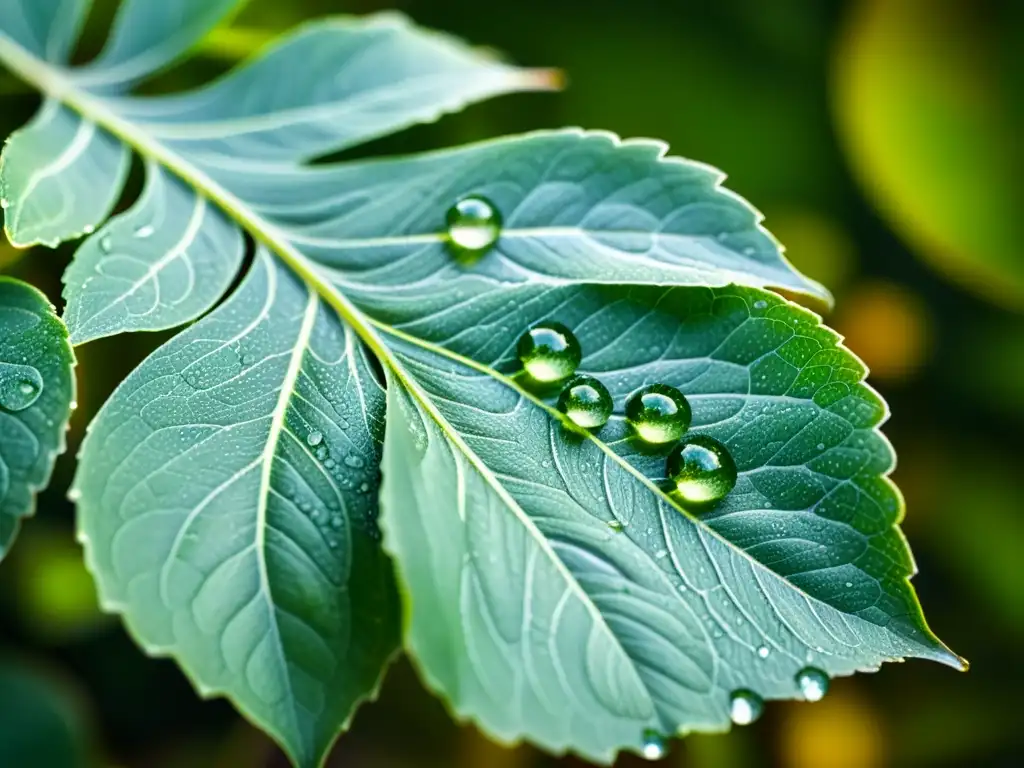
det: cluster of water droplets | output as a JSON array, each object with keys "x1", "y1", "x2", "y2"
[{"x1": 514, "y1": 321, "x2": 737, "y2": 507}]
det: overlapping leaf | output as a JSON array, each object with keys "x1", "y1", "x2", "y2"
[
  {"x1": 0, "y1": 1, "x2": 958, "y2": 766},
  {"x1": 0, "y1": 278, "x2": 75, "y2": 560}
]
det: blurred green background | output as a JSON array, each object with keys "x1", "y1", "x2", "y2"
[{"x1": 1, "y1": 0, "x2": 1022, "y2": 766}]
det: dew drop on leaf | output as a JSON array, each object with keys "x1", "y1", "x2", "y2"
[
  {"x1": 640, "y1": 729, "x2": 666, "y2": 760},
  {"x1": 796, "y1": 667, "x2": 829, "y2": 702},
  {"x1": 99, "y1": 234, "x2": 113, "y2": 253},
  {"x1": 625, "y1": 383, "x2": 692, "y2": 444},
  {"x1": 134, "y1": 224, "x2": 155, "y2": 238},
  {"x1": 729, "y1": 689, "x2": 764, "y2": 725},
  {"x1": 445, "y1": 195, "x2": 501, "y2": 254},
  {"x1": 557, "y1": 375, "x2": 613, "y2": 429},
  {"x1": 306, "y1": 431, "x2": 323, "y2": 447},
  {"x1": 666, "y1": 435, "x2": 738, "y2": 505},
  {"x1": 0, "y1": 363, "x2": 44, "y2": 411},
  {"x1": 757, "y1": 645, "x2": 770, "y2": 659},
  {"x1": 516, "y1": 322, "x2": 582, "y2": 382},
  {"x1": 344, "y1": 453, "x2": 364, "y2": 469}
]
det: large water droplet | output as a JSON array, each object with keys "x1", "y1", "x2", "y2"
[
  {"x1": 557, "y1": 375, "x2": 612, "y2": 429},
  {"x1": 729, "y1": 689, "x2": 764, "y2": 725},
  {"x1": 343, "y1": 453, "x2": 364, "y2": 469},
  {"x1": 517, "y1": 322, "x2": 581, "y2": 383},
  {"x1": 99, "y1": 234, "x2": 113, "y2": 253},
  {"x1": 666, "y1": 435, "x2": 737, "y2": 505},
  {"x1": 306, "y1": 431, "x2": 323, "y2": 447},
  {"x1": 796, "y1": 667, "x2": 829, "y2": 702},
  {"x1": 625, "y1": 383, "x2": 691, "y2": 444},
  {"x1": 446, "y1": 196, "x2": 501, "y2": 254},
  {"x1": 0, "y1": 362, "x2": 44, "y2": 411},
  {"x1": 640, "y1": 729, "x2": 666, "y2": 760}
]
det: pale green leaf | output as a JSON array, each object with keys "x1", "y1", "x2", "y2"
[
  {"x1": 0, "y1": 101, "x2": 129, "y2": 247},
  {"x1": 76, "y1": 0, "x2": 244, "y2": 90},
  {"x1": 0, "y1": 0, "x2": 90, "y2": 63},
  {"x1": 0, "y1": 277, "x2": 75, "y2": 560},
  {"x1": 62, "y1": 159, "x2": 245, "y2": 344},
  {"x1": 74, "y1": 250, "x2": 399, "y2": 767},
  {"x1": 376, "y1": 285, "x2": 959, "y2": 762},
  {"x1": 203, "y1": 129, "x2": 827, "y2": 299},
  {"x1": 110, "y1": 13, "x2": 561, "y2": 163},
  {"x1": 0, "y1": 1, "x2": 958, "y2": 765}
]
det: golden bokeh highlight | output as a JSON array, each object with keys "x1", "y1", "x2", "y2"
[
  {"x1": 778, "y1": 683, "x2": 885, "y2": 768},
  {"x1": 834, "y1": 280, "x2": 932, "y2": 382}
]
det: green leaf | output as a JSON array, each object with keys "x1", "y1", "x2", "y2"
[
  {"x1": 62, "y1": 160, "x2": 245, "y2": 344},
  {"x1": 377, "y1": 285, "x2": 960, "y2": 761},
  {"x1": 834, "y1": 0, "x2": 1024, "y2": 308},
  {"x1": 0, "y1": 100, "x2": 130, "y2": 247},
  {"x1": 0, "y1": 1, "x2": 957, "y2": 765},
  {"x1": 77, "y1": 0, "x2": 244, "y2": 89},
  {"x1": 0, "y1": 0, "x2": 90, "y2": 63},
  {"x1": 73, "y1": 249, "x2": 400, "y2": 767},
  {"x1": 0, "y1": 659, "x2": 90, "y2": 768},
  {"x1": 0, "y1": 277, "x2": 75, "y2": 561}
]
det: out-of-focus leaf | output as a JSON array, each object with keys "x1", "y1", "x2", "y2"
[
  {"x1": 0, "y1": 277, "x2": 75, "y2": 561},
  {"x1": 834, "y1": 0, "x2": 1024, "y2": 308},
  {"x1": 0, "y1": 660, "x2": 90, "y2": 768}
]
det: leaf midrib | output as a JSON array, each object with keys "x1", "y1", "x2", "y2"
[{"x1": 0, "y1": 33, "x2": 959, "y2": 671}]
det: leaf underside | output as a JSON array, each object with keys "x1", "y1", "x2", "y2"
[{"x1": 0, "y1": 0, "x2": 960, "y2": 765}]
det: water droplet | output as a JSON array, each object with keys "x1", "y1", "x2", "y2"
[
  {"x1": 0, "y1": 363, "x2": 44, "y2": 411},
  {"x1": 358, "y1": 481, "x2": 370, "y2": 493},
  {"x1": 134, "y1": 224, "x2": 155, "y2": 238},
  {"x1": 757, "y1": 645, "x2": 770, "y2": 659},
  {"x1": 625, "y1": 383, "x2": 692, "y2": 444},
  {"x1": 330, "y1": 515, "x2": 343, "y2": 529},
  {"x1": 666, "y1": 435, "x2": 738, "y2": 505},
  {"x1": 343, "y1": 453, "x2": 365, "y2": 469},
  {"x1": 306, "y1": 431, "x2": 323, "y2": 447},
  {"x1": 241, "y1": 354, "x2": 255, "y2": 366},
  {"x1": 0, "y1": 198, "x2": 8, "y2": 209},
  {"x1": 816, "y1": 442, "x2": 825, "y2": 451},
  {"x1": 743, "y1": 246, "x2": 756, "y2": 256},
  {"x1": 640, "y1": 729, "x2": 666, "y2": 760},
  {"x1": 83, "y1": 224, "x2": 95, "y2": 234},
  {"x1": 607, "y1": 520, "x2": 625, "y2": 532},
  {"x1": 796, "y1": 667, "x2": 829, "y2": 702},
  {"x1": 753, "y1": 299, "x2": 768, "y2": 310},
  {"x1": 557, "y1": 375, "x2": 612, "y2": 429},
  {"x1": 729, "y1": 690, "x2": 764, "y2": 725},
  {"x1": 67, "y1": 488, "x2": 82, "y2": 503},
  {"x1": 517, "y1": 322, "x2": 582, "y2": 383},
  {"x1": 324, "y1": 458, "x2": 336, "y2": 470},
  {"x1": 99, "y1": 234, "x2": 113, "y2": 253},
  {"x1": 445, "y1": 196, "x2": 501, "y2": 254}
]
